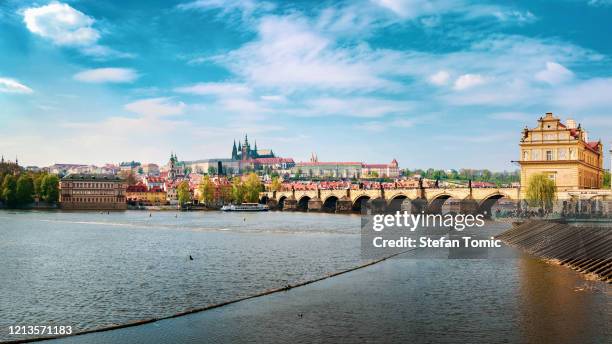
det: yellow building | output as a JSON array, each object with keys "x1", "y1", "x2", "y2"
[
  {"x1": 126, "y1": 184, "x2": 167, "y2": 205},
  {"x1": 519, "y1": 113, "x2": 604, "y2": 196}
]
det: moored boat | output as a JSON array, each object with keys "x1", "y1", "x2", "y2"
[{"x1": 221, "y1": 203, "x2": 269, "y2": 212}]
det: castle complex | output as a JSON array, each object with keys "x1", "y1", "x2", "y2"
[{"x1": 231, "y1": 134, "x2": 275, "y2": 161}]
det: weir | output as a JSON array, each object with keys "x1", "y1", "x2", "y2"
[{"x1": 496, "y1": 220, "x2": 611, "y2": 283}]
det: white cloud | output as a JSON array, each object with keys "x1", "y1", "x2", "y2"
[
  {"x1": 0, "y1": 77, "x2": 33, "y2": 94},
  {"x1": 22, "y1": 2, "x2": 131, "y2": 59},
  {"x1": 453, "y1": 74, "x2": 486, "y2": 90},
  {"x1": 23, "y1": 2, "x2": 99, "y2": 46},
  {"x1": 177, "y1": 0, "x2": 275, "y2": 18},
  {"x1": 299, "y1": 97, "x2": 412, "y2": 118},
  {"x1": 370, "y1": 0, "x2": 536, "y2": 25},
  {"x1": 73, "y1": 68, "x2": 138, "y2": 83},
  {"x1": 492, "y1": 10, "x2": 536, "y2": 23},
  {"x1": 124, "y1": 98, "x2": 186, "y2": 117},
  {"x1": 587, "y1": 0, "x2": 612, "y2": 6},
  {"x1": 260, "y1": 95, "x2": 286, "y2": 102},
  {"x1": 428, "y1": 70, "x2": 450, "y2": 86},
  {"x1": 215, "y1": 15, "x2": 400, "y2": 92},
  {"x1": 80, "y1": 45, "x2": 136, "y2": 60},
  {"x1": 535, "y1": 62, "x2": 574, "y2": 84},
  {"x1": 356, "y1": 117, "x2": 416, "y2": 132},
  {"x1": 552, "y1": 78, "x2": 612, "y2": 110},
  {"x1": 174, "y1": 82, "x2": 251, "y2": 96},
  {"x1": 489, "y1": 112, "x2": 531, "y2": 121}
]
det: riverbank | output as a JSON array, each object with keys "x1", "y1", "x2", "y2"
[{"x1": 45, "y1": 250, "x2": 609, "y2": 344}]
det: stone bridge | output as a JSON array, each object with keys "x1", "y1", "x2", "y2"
[{"x1": 260, "y1": 187, "x2": 521, "y2": 214}]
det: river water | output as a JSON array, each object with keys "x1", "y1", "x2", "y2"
[{"x1": 0, "y1": 210, "x2": 609, "y2": 342}]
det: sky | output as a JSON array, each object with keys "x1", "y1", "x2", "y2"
[{"x1": 0, "y1": 0, "x2": 611, "y2": 171}]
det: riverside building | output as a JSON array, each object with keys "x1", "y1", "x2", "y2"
[
  {"x1": 519, "y1": 112, "x2": 604, "y2": 195},
  {"x1": 60, "y1": 174, "x2": 127, "y2": 210}
]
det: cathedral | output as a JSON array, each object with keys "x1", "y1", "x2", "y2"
[{"x1": 231, "y1": 135, "x2": 275, "y2": 161}]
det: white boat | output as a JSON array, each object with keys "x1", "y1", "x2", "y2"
[{"x1": 221, "y1": 203, "x2": 269, "y2": 212}]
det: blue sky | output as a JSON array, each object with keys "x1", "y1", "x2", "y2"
[{"x1": 0, "y1": 0, "x2": 611, "y2": 170}]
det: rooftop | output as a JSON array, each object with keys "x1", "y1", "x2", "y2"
[{"x1": 62, "y1": 173, "x2": 124, "y2": 181}]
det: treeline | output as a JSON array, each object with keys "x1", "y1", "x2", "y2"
[
  {"x1": 403, "y1": 168, "x2": 520, "y2": 185},
  {"x1": 0, "y1": 165, "x2": 59, "y2": 208},
  {"x1": 179, "y1": 173, "x2": 264, "y2": 206}
]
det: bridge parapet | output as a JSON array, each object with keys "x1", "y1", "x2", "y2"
[{"x1": 261, "y1": 187, "x2": 520, "y2": 212}]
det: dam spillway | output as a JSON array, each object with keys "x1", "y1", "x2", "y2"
[{"x1": 496, "y1": 220, "x2": 611, "y2": 283}]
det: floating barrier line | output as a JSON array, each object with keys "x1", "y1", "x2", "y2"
[{"x1": 2, "y1": 248, "x2": 416, "y2": 344}]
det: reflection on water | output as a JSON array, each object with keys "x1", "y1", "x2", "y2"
[
  {"x1": 517, "y1": 256, "x2": 610, "y2": 343},
  {"x1": 0, "y1": 210, "x2": 609, "y2": 342}
]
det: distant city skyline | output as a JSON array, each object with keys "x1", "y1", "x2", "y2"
[{"x1": 1, "y1": 0, "x2": 611, "y2": 170}]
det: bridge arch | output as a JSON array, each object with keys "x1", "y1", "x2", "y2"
[
  {"x1": 278, "y1": 196, "x2": 287, "y2": 210},
  {"x1": 388, "y1": 194, "x2": 411, "y2": 212},
  {"x1": 427, "y1": 194, "x2": 453, "y2": 213},
  {"x1": 298, "y1": 195, "x2": 311, "y2": 211},
  {"x1": 352, "y1": 195, "x2": 371, "y2": 212},
  {"x1": 322, "y1": 196, "x2": 339, "y2": 213},
  {"x1": 259, "y1": 195, "x2": 269, "y2": 205},
  {"x1": 478, "y1": 193, "x2": 513, "y2": 216}
]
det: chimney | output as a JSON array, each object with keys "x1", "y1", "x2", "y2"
[
  {"x1": 566, "y1": 119, "x2": 577, "y2": 129},
  {"x1": 582, "y1": 131, "x2": 589, "y2": 143}
]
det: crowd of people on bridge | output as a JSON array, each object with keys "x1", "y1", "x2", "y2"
[{"x1": 266, "y1": 178, "x2": 502, "y2": 192}]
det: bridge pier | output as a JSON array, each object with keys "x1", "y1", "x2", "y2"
[
  {"x1": 284, "y1": 197, "x2": 297, "y2": 211},
  {"x1": 308, "y1": 197, "x2": 323, "y2": 212},
  {"x1": 459, "y1": 198, "x2": 479, "y2": 214},
  {"x1": 336, "y1": 196, "x2": 353, "y2": 213},
  {"x1": 369, "y1": 198, "x2": 387, "y2": 214},
  {"x1": 265, "y1": 198, "x2": 279, "y2": 210}
]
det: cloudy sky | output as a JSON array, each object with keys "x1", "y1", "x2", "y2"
[{"x1": 1, "y1": 0, "x2": 611, "y2": 170}]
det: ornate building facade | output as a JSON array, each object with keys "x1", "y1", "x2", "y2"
[
  {"x1": 60, "y1": 174, "x2": 127, "y2": 210},
  {"x1": 519, "y1": 112, "x2": 604, "y2": 195}
]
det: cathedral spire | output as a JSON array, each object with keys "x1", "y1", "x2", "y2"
[{"x1": 232, "y1": 140, "x2": 238, "y2": 160}]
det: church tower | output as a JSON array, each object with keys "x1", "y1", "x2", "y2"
[{"x1": 232, "y1": 140, "x2": 238, "y2": 160}]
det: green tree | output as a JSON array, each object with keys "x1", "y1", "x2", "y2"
[
  {"x1": 604, "y1": 170, "x2": 611, "y2": 189},
  {"x1": 270, "y1": 176, "x2": 282, "y2": 192},
  {"x1": 231, "y1": 177, "x2": 246, "y2": 204},
  {"x1": 2, "y1": 175, "x2": 17, "y2": 207},
  {"x1": 525, "y1": 174, "x2": 556, "y2": 211},
  {"x1": 218, "y1": 184, "x2": 232, "y2": 204},
  {"x1": 207, "y1": 166, "x2": 217, "y2": 175},
  {"x1": 198, "y1": 176, "x2": 215, "y2": 205},
  {"x1": 41, "y1": 174, "x2": 60, "y2": 203},
  {"x1": 33, "y1": 173, "x2": 46, "y2": 199},
  {"x1": 243, "y1": 173, "x2": 262, "y2": 203},
  {"x1": 16, "y1": 174, "x2": 34, "y2": 206},
  {"x1": 119, "y1": 170, "x2": 137, "y2": 186},
  {"x1": 177, "y1": 181, "x2": 191, "y2": 206}
]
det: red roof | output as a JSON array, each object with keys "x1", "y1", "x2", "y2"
[
  {"x1": 363, "y1": 164, "x2": 390, "y2": 168},
  {"x1": 146, "y1": 176, "x2": 164, "y2": 183},
  {"x1": 586, "y1": 141, "x2": 600, "y2": 153},
  {"x1": 297, "y1": 161, "x2": 362, "y2": 166},
  {"x1": 250, "y1": 157, "x2": 295, "y2": 164},
  {"x1": 570, "y1": 128, "x2": 579, "y2": 138},
  {"x1": 127, "y1": 184, "x2": 147, "y2": 192}
]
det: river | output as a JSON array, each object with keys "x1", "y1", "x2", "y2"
[{"x1": 0, "y1": 210, "x2": 608, "y2": 342}]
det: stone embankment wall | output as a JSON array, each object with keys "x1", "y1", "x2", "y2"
[{"x1": 497, "y1": 220, "x2": 611, "y2": 283}]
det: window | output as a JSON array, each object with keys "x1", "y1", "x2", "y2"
[
  {"x1": 546, "y1": 150, "x2": 553, "y2": 161},
  {"x1": 523, "y1": 150, "x2": 529, "y2": 161},
  {"x1": 558, "y1": 149, "x2": 566, "y2": 160}
]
